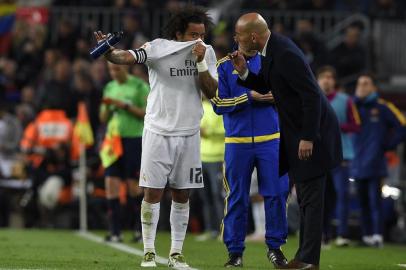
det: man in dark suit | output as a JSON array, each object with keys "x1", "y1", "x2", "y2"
[{"x1": 229, "y1": 13, "x2": 342, "y2": 270}]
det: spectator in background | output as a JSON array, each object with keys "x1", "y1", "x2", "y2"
[
  {"x1": 36, "y1": 59, "x2": 75, "y2": 117},
  {"x1": 53, "y1": 20, "x2": 77, "y2": 60},
  {"x1": 90, "y1": 59, "x2": 109, "y2": 91},
  {"x1": 195, "y1": 97, "x2": 225, "y2": 241},
  {"x1": 99, "y1": 63, "x2": 149, "y2": 242},
  {"x1": 72, "y1": 71, "x2": 101, "y2": 134},
  {"x1": 20, "y1": 101, "x2": 73, "y2": 227},
  {"x1": 317, "y1": 66, "x2": 361, "y2": 247},
  {"x1": 120, "y1": 13, "x2": 148, "y2": 50},
  {"x1": 299, "y1": 0, "x2": 333, "y2": 10},
  {"x1": 0, "y1": 101, "x2": 23, "y2": 178},
  {"x1": 130, "y1": 65, "x2": 149, "y2": 83},
  {"x1": 293, "y1": 19, "x2": 328, "y2": 72},
  {"x1": 369, "y1": 0, "x2": 404, "y2": 20},
  {"x1": 0, "y1": 58, "x2": 18, "y2": 103},
  {"x1": 352, "y1": 73, "x2": 406, "y2": 247},
  {"x1": 16, "y1": 85, "x2": 36, "y2": 128},
  {"x1": 329, "y1": 25, "x2": 367, "y2": 83},
  {"x1": 40, "y1": 49, "x2": 61, "y2": 83}
]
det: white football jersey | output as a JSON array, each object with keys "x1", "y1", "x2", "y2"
[{"x1": 133, "y1": 39, "x2": 217, "y2": 136}]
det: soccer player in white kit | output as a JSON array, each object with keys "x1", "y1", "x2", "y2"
[{"x1": 94, "y1": 6, "x2": 218, "y2": 268}]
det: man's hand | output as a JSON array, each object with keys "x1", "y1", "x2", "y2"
[
  {"x1": 298, "y1": 140, "x2": 313, "y2": 160},
  {"x1": 192, "y1": 42, "x2": 206, "y2": 62},
  {"x1": 102, "y1": 97, "x2": 128, "y2": 110},
  {"x1": 228, "y1": 51, "x2": 248, "y2": 77},
  {"x1": 94, "y1": 31, "x2": 108, "y2": 43},
  {"x1": 250, "y1": 90, "x2": 275, "y2": 103}
]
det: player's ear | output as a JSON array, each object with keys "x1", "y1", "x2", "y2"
[{"x1": 176, "y1": 31, "x2": 183, "y2": 41}]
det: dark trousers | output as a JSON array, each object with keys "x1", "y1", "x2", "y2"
[
  {"x1": 355, "y1": 178, "x2": 382, "y2": 236},
  {"x1": 295, "y1": 174, "x2": 325, "y2": 265},
  {"x1": 198, "y1": 161, "x2": 224, "y2": 233},
  {"x1": 332, "y1": 162, "x2": 350, "y2": 237}
]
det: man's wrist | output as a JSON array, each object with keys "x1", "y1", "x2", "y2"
[{"x1": 196, "y1": 59, "x2": 208, "y2": 72}]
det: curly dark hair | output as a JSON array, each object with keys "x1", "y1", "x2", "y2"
[{"x1": 163, "y1": 5, "x2": 214, "y2": 40}]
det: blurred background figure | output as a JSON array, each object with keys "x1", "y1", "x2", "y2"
[
  {"x1": 195, "y1": 97, "x2": 225, "y2": 241},
  {"x1": 99, "y1": 63, "x2": 149, "y2": 242},
  {"x1": 20, "y1": 100, "x2": 73, "y2": 228},
  {"x1": 317, "y1": 66, "x2": 361, "y2": 247},
  {"x1": 0, "y1": 0, "x2": 405, "y2": 254},
  {"x1": 352, "y1": 73, "x2": 406, "y2": 247},
  {"x1": 329, "y1": 25, "x2": 367, "y2": 88}
]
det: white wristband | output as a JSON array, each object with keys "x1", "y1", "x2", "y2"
[{"x1": 196, "y1": 59, "x2": 208, "y2": 72}]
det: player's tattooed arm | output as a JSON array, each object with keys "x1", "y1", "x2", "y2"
[
  {"x1": 93, "y1": 31, "x2": 144, "y2": 65},
  {"x1": 104, "y1": 49, "x2": 137, "y2": 65},
  {"x1": 198, "y1": 72, "x2": 217, "y2": 99},
  {"x1": 192, "y1": 42, "x2": 217, "y2": 99}
]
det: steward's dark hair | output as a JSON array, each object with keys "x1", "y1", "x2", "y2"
[
  {"x1": 163, "y1": 5, "x2": 213, "y2": 40},
  {"x1": 358, "y1": 72, "x2": 377, "y2": 85},
  {"x1": 316, "y1": 65, "x2": 337, "y2": 80}
]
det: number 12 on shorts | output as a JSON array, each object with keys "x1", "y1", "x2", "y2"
[{"x1": 189, "y1": 168, "x2": 203, "y2": 184}]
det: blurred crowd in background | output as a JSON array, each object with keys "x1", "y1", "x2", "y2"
[{"x1": 0, "y1": 0, "x2": 406, "y2": 244}]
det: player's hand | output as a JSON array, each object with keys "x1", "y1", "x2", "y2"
[
  {"x1": 250, "y1": 91, "x2": 275, "y2": 103},
  {"x1": 228, "y1": 51, "x2": 248, "y2": 77},
  {"x1": 298, "y1": 140, "x2": 313, "y2": 160},
  {"x1": 192, "y1": 42, "x2": 206, "y2": 62},
  {"x1": 94, "y1": 30, "x2": 108, "y2": 43}
]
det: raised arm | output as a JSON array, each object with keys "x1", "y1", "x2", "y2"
[
  {"x1": 229, "y1": 50, "x2": 268, "y2": 93},
  {"x1": 93, "y1": 31, "x2": 147, "y2": 65},
  {"x1": 192, "y1": 42, "x2": 218, "y2": 99}
]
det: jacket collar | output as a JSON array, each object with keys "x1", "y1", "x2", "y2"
[{"x1": 355, "y1": 92, "x2": 378, "y2": 105}]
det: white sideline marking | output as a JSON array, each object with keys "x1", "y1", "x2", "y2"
[
  {"x1": 398, "y1": 264, "x2": 406, "y2": 268},
  {"x1": 76, "y1": 231, "x2": 199, "y2": 270}
]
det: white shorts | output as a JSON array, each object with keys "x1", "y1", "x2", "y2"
[{"x1": 139, "y1": 129, "x2": 204, "y2": 189}]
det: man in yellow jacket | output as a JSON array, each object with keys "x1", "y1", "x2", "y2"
[{"x1": 196, "y1": 98, "x2": 225, "y2": 240}]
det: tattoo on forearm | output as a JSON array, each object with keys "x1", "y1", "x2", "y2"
[
  {"x1": 199, "y1": 71, "x2": 217, "y2": 99},
  {"x1": 105, "y1": 49, "x2": 133, "y2": 65}
]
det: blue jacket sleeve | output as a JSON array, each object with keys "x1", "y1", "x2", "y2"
[
  {"x1": 211, "y1": 63, "x2": 252, "y2": 115},
  {"x1": 381, "y1": 100, "x2": 406, "y2": 150},
  {"x1": 236, "y1": 71, "x2": 269, "y2": 94}
]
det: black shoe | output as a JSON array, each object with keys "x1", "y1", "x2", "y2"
[
  {"x1": 224, "y1": 253, "x2": 243, "y2": 267},
  {"x1": 267, "y1": 248, "x2": 288, "y2": 269}
]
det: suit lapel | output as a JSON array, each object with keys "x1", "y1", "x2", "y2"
[{"x1": 260, "y1": 36, "x2": 273, "y2": 85}]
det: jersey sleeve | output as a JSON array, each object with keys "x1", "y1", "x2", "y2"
[
  {"x1": 128, "y1": 39, "x2": 160, "y2": 65},
  {"x1": 205, "y1": 46, "x2": 218, "y2": 81},
  {"x1": 211, "y1": 62, "x2": 252, "y2": 115},
  {"x1": 381, "y1": 100, "x2": 406, "y2": 150}
]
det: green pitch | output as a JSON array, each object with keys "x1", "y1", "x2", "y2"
[{"x1": 0, "y1": 229, "x2": 405, "y2": 269}]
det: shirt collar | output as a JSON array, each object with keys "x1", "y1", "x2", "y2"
[
  {"x1": 326, "y1": 91, "x2": 337, "y2": 101},
  {"x1": 260, "y1": 33, "x2": 271, "y2": 57}
]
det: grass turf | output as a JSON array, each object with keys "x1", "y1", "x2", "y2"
[{"x1": 0, "y1": 229, "x2": 405, "y2": 269}]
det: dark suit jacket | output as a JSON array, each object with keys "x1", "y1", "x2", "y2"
[{"x1": 238, "y1": 33, "x2": 342, "y2": 182}]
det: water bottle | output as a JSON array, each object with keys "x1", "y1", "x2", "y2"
[{"x1": 89, "y1": 31, "x2": 124, "y2": 59}]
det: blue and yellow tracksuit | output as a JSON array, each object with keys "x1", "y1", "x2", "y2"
[
  {"x1": 352, "y1": 92, "x2": 406, "y2": 236},
  {"x1": 212, "y1": 54, "x2": 289, "y2": 254}
]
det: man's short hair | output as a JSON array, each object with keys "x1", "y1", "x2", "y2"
[
  {"x1": 358, "y1": 72, "x2": 377, "y2": 86},
  {"x1": 163, "y1": 5, "x2": 213, "y2": 40},
  {"x1": 316, "y1": 65, "x2": 337, "y2": 80}
]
